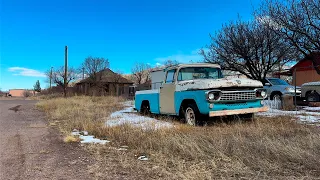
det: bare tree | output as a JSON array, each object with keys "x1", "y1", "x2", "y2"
[
  {"x1": 201, "y1": 18, "x2": 295, "y2": 81},
  {"x1": 46, "y1": 66, "x2": 77, "y2": 88},
  {"x1": 23, "y1": 90, "x2": 32, "y2": 97},
  {"x1": 82, "y1": 56, "x2": 109, "y2": 80},
  {"x1": 259, "y1": 0, "x2": 320, "y2": 72},
  {"x1": 131, "y1": 62, "x2": 151, "y2": 84},
  {"x1": 81, "y1": 56, "x2": 110, "y2": 90},
  {"x1": 163, "y1": 60, "x2": 179, "y2": 67}
]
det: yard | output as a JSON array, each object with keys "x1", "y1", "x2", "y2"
[{"x1": 37, "y1": 96, "x2": 320, "y2": 179}]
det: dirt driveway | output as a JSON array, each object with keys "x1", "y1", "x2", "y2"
[{"x1": 0, "y1": 100, "x2": 93, "y2": 180}]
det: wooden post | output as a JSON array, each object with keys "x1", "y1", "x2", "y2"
[
  {"x1": 64, "y1": 46, "x2": 68, "y2": 98},
  {"x1": 294, "y1": 67, "x2": 297, "y2": 111},
  {"x1": 49, "y1": 67, "x2": 53, "y2": 90}
]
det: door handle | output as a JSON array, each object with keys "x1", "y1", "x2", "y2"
[{"x1": 160, "y1": 87, "x2": 163, "y2": 89}]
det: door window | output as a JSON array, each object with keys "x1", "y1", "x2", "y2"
[{"x1": 165, "y1": 69, "x2": 176, "y2": 83}]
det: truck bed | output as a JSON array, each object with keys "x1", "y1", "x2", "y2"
[{"x1": 135, "y1": 89, "x2": 160, "y2": 114}]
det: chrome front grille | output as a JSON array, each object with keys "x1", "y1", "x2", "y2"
[{"x1": 220, "y1": 91, "x2": 256, "y2": 101}]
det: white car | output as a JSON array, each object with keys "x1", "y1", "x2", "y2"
[
  {"x1": 263, "y1": 78, "x2": 301, "y2": 100},
  {"x1": 301, "y1": 81, "x2": 320, "y2": 102}
]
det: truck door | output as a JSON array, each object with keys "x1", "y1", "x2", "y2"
[{"x1": 160, "y1": 69, "x2": 176, "y2": 114}]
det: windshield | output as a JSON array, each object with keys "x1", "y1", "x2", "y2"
[
  {"x1": 177, "y1": 67, "x2": 223, "y2": 81},
  {"x1": 268, "y1": 78, "x2": 289, "y2": 85}
]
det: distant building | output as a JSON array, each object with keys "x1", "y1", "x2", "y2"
[
  {"x1": 75, "y1": 68, "x2": 133, "y2": 96},
  {"x1": 276, "y1": 53, "x2": 320, "y2": 86},
  {"x1": 9, "y1": 89, "x2": 35, "y2": 97},
  {"x1": 291, "y1": 53, "x2": 320, "y2": 86}
]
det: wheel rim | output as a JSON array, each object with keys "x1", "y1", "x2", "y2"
[
  {"x1": 307, "y1": 94, "x2": 316, "y2": 102},
  {"x1": 141, "y1": 105, "x2": 150, "y2": 115},
  {"x1": 185, "y1": 107, "x2": 196, "y2": 126},
  {"x1": 274, "y1": 94, "x2": 281, "y2": 101}
]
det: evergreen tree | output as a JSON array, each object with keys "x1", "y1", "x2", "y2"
[{"x1": 34, "y1": 80, "x2": 41, "y2": 92}]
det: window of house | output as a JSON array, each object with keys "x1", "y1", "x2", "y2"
[
  {"x1": 104, "y1": 84, "x2": 109, "y2": 93},
  {"x1": 165, "y1": 69, "x2": 176, "y2": 83}
]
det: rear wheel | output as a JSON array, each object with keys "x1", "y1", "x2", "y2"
[
  {"x1": 306, "y1": 91, "x2": 320, "y2": 102},
  {"x1": 184, "y1": 104, "x2": 200, "y2": 126},
  {"x1": 140, "y1": 102, "x2": 150, "y2": 115}
]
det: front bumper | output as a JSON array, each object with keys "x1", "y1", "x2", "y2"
[
  {"x1": 209, "y1": 106, "x2": 268, "y2": 117},
  {"x1": 284, "y1": 92, "x2": 301, "y2": 97}
]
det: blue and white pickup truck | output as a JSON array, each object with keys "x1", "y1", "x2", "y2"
[{"x1": 135, "y1": 63, "x2": 268, "y2": 125}]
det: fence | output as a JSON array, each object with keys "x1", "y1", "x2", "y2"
[{"x1": 263, "y1": 98, "x2": 282, "y2": 110}]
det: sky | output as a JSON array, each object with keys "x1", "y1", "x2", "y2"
[{"x1": 0, "y1": 0, "x2": 261, "y2": 91}]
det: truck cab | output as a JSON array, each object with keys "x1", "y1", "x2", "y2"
[{"x1": 135, "y1": 63, "x2": 268, "y2": 125}]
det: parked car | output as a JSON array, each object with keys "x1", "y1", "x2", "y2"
[
  {"x1": 262, "y1": 78, "x2": 301, "y2": 100},
  {"x1": 301, "y1": 81, "x2": 320, "y2": 102},
  {"x1": 135, "y1": 63, "x2": 268, "y2": 125}
]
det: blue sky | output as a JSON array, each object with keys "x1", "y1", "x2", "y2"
[{"x1": 0, "y1": 0, "x2": 260, "y2": 91}]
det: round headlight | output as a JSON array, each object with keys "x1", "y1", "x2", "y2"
[
  {"x1": 208, "y1": 93, "x2": 215, "y2": 100},
  {"x1": 261, "y1": 91, "x2": 266, "y2": 98}
]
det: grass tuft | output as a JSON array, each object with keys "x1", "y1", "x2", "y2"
[{"x1": 64, "y1": 135, "x2": 80, "y2": 143}]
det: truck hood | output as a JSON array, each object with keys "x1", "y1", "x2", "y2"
[{"x1": 176, "y1": 78, "x2": 263, "y2": 91}]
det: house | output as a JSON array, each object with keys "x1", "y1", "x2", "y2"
[
  {"x1": 0, "y1": 91, "x2": 9, "y2": 97},
  {"x1": 290, "y1": 52, "x2": 320, "y2": 86},
  {"x1": 75, "y1": 68, "x2": 133, "y2": 96},
  {"x1": 9, "y1": 89, "x2": 35, "y2": 97}
]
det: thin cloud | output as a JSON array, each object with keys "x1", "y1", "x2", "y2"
[
  {"x1": 154, "y1": 49, "x2": 207, "y2": 64},
  {"x1": 8, "y1": 67, "x2": 46, "y2": 77},
  {"x1": 155, "y1": 62, "x2": 163, "y2": 67}
]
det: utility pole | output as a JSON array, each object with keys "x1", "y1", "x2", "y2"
[
  {"x1": 49, "y1": 67, "x2": 53, "y2": 90},
  {"x1": 64, "y1": 46, "x2": 68, "y2": 98}
]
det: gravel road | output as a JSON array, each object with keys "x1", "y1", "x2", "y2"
[{"x1": 0, "y1": 99, "x2": 93, "y2": 180}]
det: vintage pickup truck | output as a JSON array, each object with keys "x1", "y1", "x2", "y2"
[{"x1": 135, "y1": 63, "x2": 268, "y2": 125}]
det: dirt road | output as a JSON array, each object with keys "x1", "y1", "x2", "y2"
[{"x1": 0, "y1": 100, "x2": 93, "y2": 180}]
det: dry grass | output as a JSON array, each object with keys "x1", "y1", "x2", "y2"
[
  {"x1": 37, "y1": 96, "x2": 320, "y2": 180},
  {"x1": 64, "y1": 135, "x2": 80, "y2": 143},
  {"x1": 37, "y1": 96, "x2": 124, "y2": 135}
]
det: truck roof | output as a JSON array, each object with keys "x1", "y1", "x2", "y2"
[{"x1": 151, "y1": 63, "x2": 221, "y2": 72}]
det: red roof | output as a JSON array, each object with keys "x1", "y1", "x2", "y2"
[{"x1": 290, "y1": 52, "x2": 320, "y2": 73}]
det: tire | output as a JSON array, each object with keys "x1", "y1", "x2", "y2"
[
  {"x1": 184, "y1": 104, "x2": 200, "y2": 126},
  {"x1": 140, "y1": 103, "x2": 150, "y2": 115},
  {"x1": 271, "y1": 92, "x2": 282, "y2": 101},
  {"x1": 306, "y1": 91, "x2": 320, "y2": 102}
]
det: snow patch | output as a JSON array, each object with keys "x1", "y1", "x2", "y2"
[
  {"x1": 257, "y1": 108, "x2": 320, "y2": 124},
  {"x1": 79, "y1": 135, "x2": 110, "y2": 145},
  {"x1": 71, "y1": 130, "x2": 110, "y2": 145},
  {"x1": 105, "y1": 102, "x2": 173, "y2": 130},
  {"x1": 303, "y1": 106, "x2": 320, "y2": 111}
]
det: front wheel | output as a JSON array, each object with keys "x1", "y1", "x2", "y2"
[
  {"x1": 271, "y1": 93, "x2": 282, "y2": 101},
  {"x1": 184, "y1": 104, "x2": 200, "y2": 126}
]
